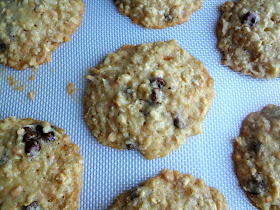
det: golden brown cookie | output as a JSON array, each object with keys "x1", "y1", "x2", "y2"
[
  {"x1": 84, "y1": 39, "x2": 215, "y2": 160},
  {"x1": 233, "y1": 105, "x2": 280, "y2": 209},
  {"x1": 0, "y1": 0, "x2": 85, "y2": 70},
  {"x1": 110, "y1": 169, "x2": 229, "y2": 209},
  {"x1": 0, "y1": 117, "x2": 83, "y2": 209},
  {"x1": 217, "y1": 0, "x2": 280, "y2": 79},
  {"x1": 114, "y1": 0, "x2": 203, "y2": 29}
]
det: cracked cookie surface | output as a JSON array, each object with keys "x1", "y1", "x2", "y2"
[
  {"x1": 110, "y1": 169, "x2": 229, "y2": 210},
  {"x1": 114, "y1": 0, "x2": 203, "y2": 29},
  {"x1": 0, "y1": 0, "x2": 85, "y2": 70},
  {"x1": 84, "y1": 39, "x2": 214, "y2": 160},
  {"x1": 0, "y1": 117, "x2": 83, "y2": 209},
  {"x1": 217, "y1": 0, "x2": 280, "y2": 79},
  {"x1": 233, "y1": 105, "x2": 280, "y2": 209}
]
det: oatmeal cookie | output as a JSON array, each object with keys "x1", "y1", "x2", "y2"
[
  {"x1": 114, "y1": 0, "x2": 203, "y2": 29},
  {"x1": 0, "y1": 0, "x2": 85, "y2": 70},
  {"x1": 110, "y1": 169, "x2": 229, "y2": 209},
  {"x1": 233, "y1": 105, "x2": 280, "y2": 209},
  {"x1": 217, "y1": 0, "x2": 280, "y2": 79},
  {"x1": 84, "y1": 39, "x2": 214, "y2": 160},
  {"x1": 0, "y1": 117, "x2": 83, "y2": 209}
]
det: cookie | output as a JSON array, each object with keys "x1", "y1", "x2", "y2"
[
  {"x1": 110, "y1": 169, "x2": 229, "y2": 209},
  {"x1": 233, "y1": 105, "x2": 280, "y2": 209},
  {"x1": 0, "y1": 0, "x2": 85, "y2": 70},
  {"x1": 0, "y1": 117, "x2": 83, "y2": 209},
  {"x1": 217, "y1": 0, "x2": 280, "y2": 79},
  {"x1": 84, "y1": 39, "x2": 214, "y2": 160},
  {"x1": 114, "y1": 0, "x2": 203, "y2": 29}
]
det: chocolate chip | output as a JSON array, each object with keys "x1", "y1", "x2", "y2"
[
  {"x1": 242, "y1": 12, "x2": 257, "y2": 27},
  {"x1": 36, "y1": 124, "x2": 44, "y2": 134},
  {"x1": 151, "y1": 88, "x2": 163, "y2": 104},
  {"x1": 244, "y1": 179, "x2": 264, "y2": 195},
  {"x1": 24, "y1": 201, "x2": 40, "y2": 210},
  {"x1": 164, "y1": 14, "x2": 172, "y2": 22},
  {"x1": 126, "y1": 144, "x2": 134, "y2": 150},
  {"x1": 248, "y1": 139, "x2": 262, "y2": 153},
  {"x1": 150, "y1": 77, "x2": 166, "y2": 89},
  {"x1": 25, "y1": 140, "x2": 41, "y2": 157},
  {"x1": 129, "y1": 188, "x2": 139, "y2": 200},
  {"x1": 23, "y1": 131, "x2": 38, "y2": 143},
  {"x1": 0, "y1": 40, "x2": 7, "y2": 52},
  {"x1": 23, "y1": 127, "x2": 32, "y2": 132},
  {"x1": 174, "y1": 117, "x2": 187, "y2": 129},
  {"x1": 0, "y1": 153, "x2": 9, "y2": 166},
  {"x1": 42, "y1": 132, "x2": 55, "y2": 142}
]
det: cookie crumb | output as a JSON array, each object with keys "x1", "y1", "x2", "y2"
[
  {"x1": 14, "y1": 84, "x2": 25, "y2": 92},
  {"x1": 29, "y1": 75, "x2": 35, "y2": 81},
  {"x1": 29, "y1": 91, "x2": 36, "y2": 100},
  {"x1": 8, "y1": 76, "x2": 16, "y2": 86},
  {"x1": 67, "y1": 83, "x2": 75, "y2": 96}
]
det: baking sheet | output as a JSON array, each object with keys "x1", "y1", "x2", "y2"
[{"x1": 1, "y1": 0, "x2": 280, "y2": 209}]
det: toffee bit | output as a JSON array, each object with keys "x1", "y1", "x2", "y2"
[
  {"x1": 42, "y1": 132, "x2": 55, "y2": 142},
  {"x1": 242, "y1": 12, "x2": 257, "y2": 27},
  {"x1": 248, "y1": 139, "x2": 262, "y2": 153},
  {"x1": 23, "y1": 131, "x2": 38, "y2": 143},
  {"x1": 36, "y1": 124, "x2": 44, "y2": 134},
  {"x1": 151, "y1": 88, "x2": 162, "y2": 104}
]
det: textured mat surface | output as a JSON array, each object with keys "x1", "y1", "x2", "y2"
[{"x1": 1, "y1": 1, "x2": 279, "y2": 209}]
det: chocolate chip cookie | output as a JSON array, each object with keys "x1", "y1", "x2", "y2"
[
  {"x1": 114, "y1": 0, "x2": 203, "y2": 29},
  {"x1": 0, "y1": 0, "x2": 85, "y2": 70},
  {"x1": 110, "y1": 169, "x2": 229, "y2": 209},
  {"x1": 217, "y1": 0, "x2": 280, "y2": 79},
  {"x1": 84, "y1": 39, "x2": 215, "y2": 160},
  {"x1": 233, "y1": 105, "x2": 280, "y2": 209},
  {"x1": 0, "y1": 117, "x2": 83, "y2": 209}
]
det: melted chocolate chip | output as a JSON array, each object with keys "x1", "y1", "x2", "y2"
[
  {"x1": 35, "y1": 124, "x2": 44, "y2": 134},
  {"x1": 42, "y1": 132, "x2": 55, "y2": 142},
  {"x1": 25, "y1": 201, "x2": 40, "y2": 210},
  {"x1": 164, "y1": 14, "x2": 172, "y2": 22},
  {"x1": 126, "y1": 144, "x2": 134, "y2": 150},
  {"x1": 0, "y1": 153, "x2": 9, "y2": 166},
  {"x1": 174, "y1": 117, "x2": 187, "y2": 129},
  {"x1": 23, "y1": 131, "x2": 38, "y2": 143},
  {"x1": 244, "y1": 179, "x2": 264, "y2": 195},
  {"x1": 150, "y1": 77, "x2": 166, "y2": 89},
  {"x1": 25, "y1": 140, "x2": 41, "y2": 157},
  {"x1": 242, "y1": 12, "x2": 257, "y2": 27},
  {"x1": 0, "y1": 40, "x2": 7, "y2": 52},
  {"x1": 129, "y1": 188, "x2": 140, "y2": 200}
]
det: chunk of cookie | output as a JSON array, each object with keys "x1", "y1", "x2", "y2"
[
  {"x1": 233, "y1": 105, "x2": 280, "y2": 209},
  {"x1": 0, "y1": 0, "x2": 85, "y2": 70},
  {"x1": 217, "y1": 0, "x2": 280, "y2": 79},
  {"x1": 0, "y1": 117, "x2": 83, "y2": 209},
  {"x1": 114, "y1": 0, "x2": 203, "y2": 29},
  {"x1": 110, "y1": 169, "x2": 229, "y2": 209},
  {"x1": 84, "y1": 39, "x2": 214, "y2": 160}
]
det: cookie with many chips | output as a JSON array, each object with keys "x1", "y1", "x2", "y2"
[
  {"x1": 84, "y1": 39, "x2": 214, "y2": 160},
  {"x1": 114, "y1": 0, "x2": 203, "y2": 29},
  {"x1": 0, "y1": 0, "x2": 85, "y2": 70},
  {"x1": 217, "y1": 0, "x2": 280, "y2": 79},
  {"x1": 110, "y1": 169, "x2": 229, "y2": 209},
  {"x1": 0, "y1": 117, "x2": 83, "y2": 209},
  {"x1": 233, "y1": 105, "x2": 280, "y2": 209}
]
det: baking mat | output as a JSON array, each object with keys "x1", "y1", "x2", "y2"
[{"x1": 1, "y1": 0, "x2": 279, "y2": 209}]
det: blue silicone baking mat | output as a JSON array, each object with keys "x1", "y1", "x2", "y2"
[{"x1": 1, "y1": 1, "x2": 279, "y2": 209}]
